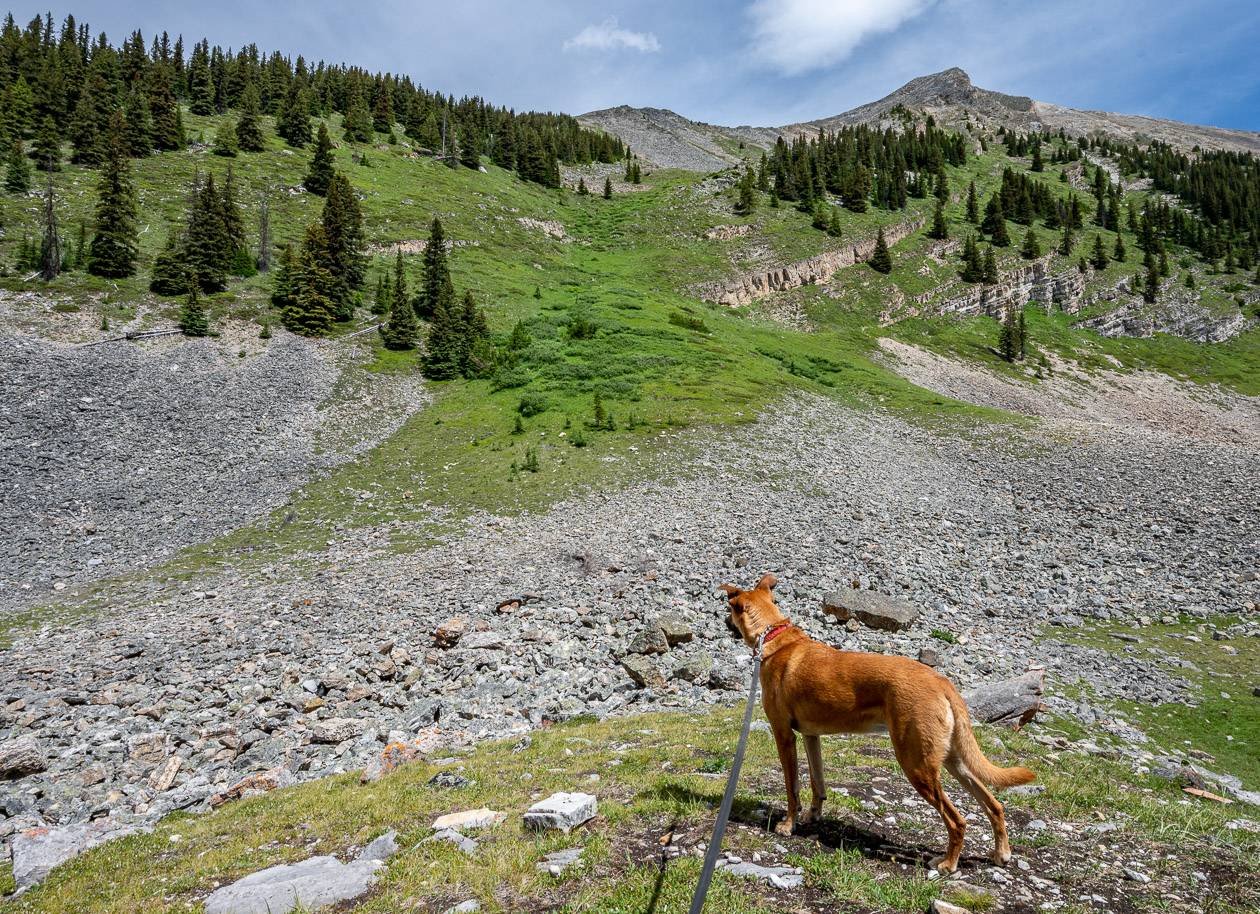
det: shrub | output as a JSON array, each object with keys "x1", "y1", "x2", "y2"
[
  {"x1": 517, "y1": 393, "x2": 549, "y2": 417},
  {"x1": 491, "y1": 365, "x2": 532, "y2": 391},
  {"x1": 669, "y1": 311, "x2": 709, "y2": 333}
]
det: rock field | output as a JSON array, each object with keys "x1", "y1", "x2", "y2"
[{"x1": 1, "y1": 324, "x2": 1257, "y2": 875}]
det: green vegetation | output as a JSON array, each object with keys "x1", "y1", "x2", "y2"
[{"x1": 2, "y1": 706, "x2": 1252, "y2": 914}]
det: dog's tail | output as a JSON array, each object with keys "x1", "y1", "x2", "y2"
[{"x1": 947, "y1": 692, "x2": 1036, "y2": 789}]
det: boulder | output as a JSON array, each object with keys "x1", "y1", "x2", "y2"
[
  {"x1": 716, "y1": 859, "x2": 803, "y2": 889},
  {"x1": 0, "y1": 736, "x2": 47, "y2": 780},
  {"x1": 674, "y1": 654, "x2": 712, "y2": 683},
  {"x1": 202, "y1": 854, "x2": 387, "y2": 914},
  {"x1": 361, "y1": 741, "x2": 422, "y2": 783},
  {"x1": 434, "y1": 617, "x2": 467, "y2": 648},
  {"x1": 621, "y1": 655, "x2": 665, "y2": 690},
  {"x1": 310, "y1": 717, "x2": 365, "y2": 744},
  {"x1": 210, "y1": 767, "x2": 297, "y2": 808},
  {"x1": 425, "y1": 827, "x2": 478, "y2": 855},
  {"x1": 13, "y1": 819, "x2": 143, "y2": 890},
  {"x1": 659, "y1": 616, "x2": 694, "y2": 647},
  {"x1": 523, "y1": 792, "x2": 597, "y2": 832},
  {"x1": 628, "y1": 623, "x2": 669, "y2": 655},
  {"x1": 431, "y1": 808, "x2": 504, "y2": 832},
  {"x1": 537, "y1": 847, "x2": 583, "y2": 875},
  {"x1": 961, "y1": 669, "x2": 1047, "y2": 729},
  {"x1": 822, "y1": 589, "x2": 921, "y2": 631}
]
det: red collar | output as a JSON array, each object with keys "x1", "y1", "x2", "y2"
[{"x1": 761, "y1": 622, "x2": 791, "y2": 647}]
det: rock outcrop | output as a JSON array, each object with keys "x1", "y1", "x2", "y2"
[
  {"x1": 892, "y1": 259, "x2": 1085, "y2": 324},
  {"x1": 698, "y1": 218, "x2": 925, "y2": 306}
]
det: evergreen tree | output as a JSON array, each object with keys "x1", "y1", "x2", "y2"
[
  {"x1": 960, "y1": 233, "x2": 983, "y2": 282},
  {"x1": 86, "y1": 113, "x2": 138, "y2": 278},
  {"x1": 1058, "y1": 223, "x2": 1073, "y2": 256},
  {"x1": 276, "y1": 83, "x2": 310, "y2": 147},
  {"x1": 1090, "y1": 233, "x2": 1109, "y2": 270},
  {"x1": 179, "y1": 284, "x2": 209, "y2": 336},
  {"x1": 1031, "y1": 143, "x2": 1043, "y2": 172},
  {"x1": 303, "y1": 122, "x2": 335, "y2": 195},
  {"x1": 982, "y1": 246, "x2": 999, "y2": 283},
  {"x1": 736, "y1": 170, "x2": 756, "y2": 215},
  {"x1": 321, "y1": 171, "x2": 366, "y2": 309},
  {"x1": 270, "y1": 243, "x2": 298, "y2": 310},
  {"x1": 998, "y1": 307, "x2": 1018, "y2": 361},
  {"x1": 577, "y1": 177, "x2": 588, "y2": 195},
  {"x1": 1159, "y1": 249, "x2": 1169, "y2": 278},
  {"x1": 456, "y1": 290, "x2": 492, "y2": 376},
  {"x1": 372, "y1": 89, "x2": 394, "y2": 134},
  {"x1": 5, "y1": 140, "x2": 30, "y2": 192},
  {"x1": 342, "y1": 87, "x2": 372, "y2": 142},
  {"x1": 38, "y1": 169, "x2": 60, "y2": 281},
  {"x1": 827, "y1": 208, "x2": 843, "y2": 238},
  {"x1": 982, "y1": 195, "x2": 1011, "y2": 246},
  {"x1": 184, "y1": 173, "x2": 230, "y2": 291},
  {"x1": 927, "y1": 198, "x2": 948, "y2": 240},
  {"x1": 213, "y1": 120, "x2": 238, "y2": 157},
  {"x1": 149, "y1": 67, "x2": 184, "y2": 150},
  {"x1": 281, "y1": 223, "x2": 339, "y2": 335},
  {"x1": 422, "y1": 284, "x2": 461, "y2": 379},
  {"x1": 415, "y1": 217, "x2": 452, "y2": 319},
  {"x1": 868, "y1": 226, "x2": 892, "y2": 274},
  {"x1": 379, "y1": 251, "x2": 419, "y2": 349},
  {"x1": 602, "y1": 176, "x2": 612, "y2": 199},
  {"x1": 371, "y1": 271, "x2": 390, "y2": 315},
  {"x1": 1018, "y1": 309, "x2": 1028, "y2": 360},
  {"x1": 149, "y1": 229, "x2": 189, "y2": 294},
  {"x1": 458, "y1": 125, "x2": 481, "y2": 168},
  {"x1": 965, "y1": 180, "x2": 979, "y2": 223},
  {"x1": 123, "y1": 87, "x2": 153, "y2": 158},
  {"x1": 235, "y1": 85, "x2": 265, "y2": 152},
  {"x1": 1143, "y1": 261, "x2": 1159, "y2": 303},
  {"x1": 187, "y1": 42, "x2": 215, "y2": 115},
  {"x1": 220, "y1": 167, "x2": 249, "y2": 274},
  {"x1": 256, "y1": 192, "x2": 272, "y2": 271},
  {"x1": 1020, "y1": 227, "x2": 1041, "y2": 260},
  {"x1": 33, "y1": 116, "x2": 60, "y2": 171},
  {"x1": 1112, "y1": 232, "x2": 1126, "y2": 262}
]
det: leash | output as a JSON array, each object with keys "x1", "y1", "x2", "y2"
[{"x1": 686, "y1": 623, "x2": 785, "y2": 914}]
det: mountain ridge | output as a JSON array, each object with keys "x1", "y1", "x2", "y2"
[{"x1": 579, "y1": 67, "x2": 1260, "y2": 170}]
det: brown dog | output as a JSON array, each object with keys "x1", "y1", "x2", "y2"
[{"x1": 720, "y1": 574, "x2": 1035, "y2": 873}]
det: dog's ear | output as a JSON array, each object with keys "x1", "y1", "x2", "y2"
[
  {"x1": 754, "y1": 573, "x2": 778, "y2": 592},
  {"x1": 718, "y1": 584, "x2": 741, "y2": 599}
]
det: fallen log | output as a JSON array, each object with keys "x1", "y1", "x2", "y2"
[{"x1": 961, "y1": 668, "x2": 1046, "y2": 730}]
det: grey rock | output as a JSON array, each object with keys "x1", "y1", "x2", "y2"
[
  {"x1": 523, "y1": 792, "x2": 598, "y2": 832},
  {"x1": 628, "y1": 624, "x2": 669, "y2": 656},
  {"x1": 425, "y1": 827, "x2": 478, "y2": 856},
  {"x1": 621, "y1": 655, "x2": 665, "y2": 690},
  {"x1": 716, "y1": 860, "x2": 803, "y2": 889},
  {"x1": 358, "y1": 829, "x2": 398, "y2": 862},
  {"x1": 310, "y1": 718, "x2": 365, "y2": 744},
  {"x1": 659, "y1": 616, "x2": 695, "y2": 646},
  {"x1": 442, "y1": 902, "x2": 481, "y2": 914},
  {"x1": 674, "y1": 654, "x2": 712, "y2": 682},
  {"x1": 12, "y1": 819, "x2": 142, "y2": 890},
  {"x1": 202, "y1": 854, "x2": 386, "y2": 914},
  {"x1": 0, "y1": 737, "x2": 47, "y2": 781},
  {"x1": 822, "y1": 589, "x2": 921, "y2": 632},
  {"x1": 537, "y1": 847, "x2": 583, "y2": 875}
]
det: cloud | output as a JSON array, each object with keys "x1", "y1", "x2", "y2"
[
  {"x1": 748, "y1": 0, "x2": 936, "y2": 75},
  {"x1": 563, "y1": 17, "x2": 661, "y2": 54}
]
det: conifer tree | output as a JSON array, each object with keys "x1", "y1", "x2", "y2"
[
  {"x1": 982, "y1": 195, "x2": 1010, "y2": 246},
  {"x1": 577, "y1": 177, "x2": 588, "y2": 195},
  {"x1": 235, "y1": 85, "x2": 265, "y2": 152},
  {"x1": 213, "y1": 120, "x2": 238, "y2": 157},
  {"x1": 1159, "y1": 249, "x2": 1169, "y2": 278},
  {"x1": 827, "y1": 208, "x2": 843, "y2": 238},
  {"x1": 303, "y1": 122, "x2": 335, "y2": 195},
  {"x1": 379, "y1": 251, "x2": 419, "y2": 349},
  {"x1": 38, "y1": 169, "x2": 60, "y2": 281},
  {"x1": 179, "y1": 284, "x2": 209, "y2": 336},
  {"x1": 281, "y1": 223, "x2": 339, "y2": 335},
  {"x1": 457, "y1": 290, "x2": 492, "y2": 376},
  {"x1": 321, "y1": 171, "x2": 366, "y2": 309},
  {"x1": 220, "y1": 167, "x2": 250, "y2": 274},
  {"x1": 602, "y1": 176, "x2": 612, "y2": 199},
  {"x1": 149, "y1": 229, "x2": 189, "y2": 294},
  {"x1": 256, "y1": 192, "x2": 272, "y2": 271},
  {"x1": 372, "y1": 89, "x2": 394, "y2": 134},
  {"x1": 5, "y1": 140, "x2": 30, "y2": 192},
  {"x1": 270, "y1": 243, "x2": 298, "y2": 310},
  {"x1": 276, "y1": 83, "x2": 310, "y2": 148},
  {"x1": 149, "y1": 67, "x2": 185, "y2": 150},
  {"x1": 184, "y1": 173, "x2": 230, "y2": 290},
  {"x1": 1143, "y1": 261, "x2": 1159, "y2": 303},
  {"x1": 86, "y1": 113, "x2": 138, "y2": 278},
  {"x1": 415, "y1": 217, "x2": 452, "y2": 319},
  {"x1": 459, "y1": 125, "x2": 481, "y2": 169},
  {"x1": 422, "y1": 285, "x2": 461, "y2": 379},
  {"x1": 1020, "y1": 227, "x2": 1041, "y2": 260},
  {"x1": 33, "y1": 116, "x2": 60, "y2": 171},
  {"x1": 1031, "y1": 142, "x2": 1043, "y2": 172},
  {"x1": 869, "y1": 226, "x2": 892, "y2": 274},
  {"x1": 1112, "y1": 232, "x2": 1126, "y2": 262},
  {"x1": 960, "y1": 233, "x2": 983, "y2": 282},
  {"x1": 965, "y1": 180, "x2": 979, "y2": 223},
  {"x1": 342, "y1": 87, "x2": 373, "y2": 143},
  {"x1": 1018, "y1": 308, "x2": 1027, "y2": 360},
  {"x1": 123, "y1": 87, "x2": 153, "y2": 158},
  {"x1": 998, "y1": 307, "x2": 1018, "y2": 361},
  {"x1": 187, "y1": 42, "x2": 215, "y2": 115},
  {"x1": 736, "y1": 170, "x2": 756, "y2": 215},
  {"x1": 927, "y1": 198, "x2": 948, "y2": 240},
  {"x1": 372, "y1": 271, "x2": 390, "y2": 315},
  {"x1": 982, "y1": 246, "x2": 999, "y2": 284},
  {"x1": 1058, "y1": 223, "x2": 1073, "y2": 256},
  {"x1": 1090, "y1": 233, "x2": 1109, "y2": 270}
]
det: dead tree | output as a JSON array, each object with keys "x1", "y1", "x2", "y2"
[{"x1": 39, "y1": 164, "x2": 60, "y2": 281}]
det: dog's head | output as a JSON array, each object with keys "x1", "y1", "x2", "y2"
[{"x1": 718, "y1": 573, "x2": 785, "y2": 649}]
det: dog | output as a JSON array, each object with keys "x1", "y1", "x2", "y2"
[{"x1": 720, "y1": 573, "x2": 1035, "y2": 873}]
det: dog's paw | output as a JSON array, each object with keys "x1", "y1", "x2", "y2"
[
  {"x1": 929, "y1": 855, "x2": 957, "y2": 875},
  {"x1": 991, "y1": 848, "x2": 1012, "y2": 866},
  {"x1": 773, "y1": 819, "x2": 794, "y2": 837},
  {"x1": 797, "y1": 809, "x2": 814, "y2": 826}
]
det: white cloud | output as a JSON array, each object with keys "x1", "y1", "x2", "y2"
[
  {"x1": 748, "y1": 0, "x2": 936, "y2": 75},
  {"x1": 563, "y1": 17, "x2": 661, "y2": 54}
]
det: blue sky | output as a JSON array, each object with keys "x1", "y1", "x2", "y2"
[{"x1": 13, "y1": 1, "x2": 1260, "y2": 130}]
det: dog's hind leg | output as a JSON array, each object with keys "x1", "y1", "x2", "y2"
[
  {"x1": 892, "y1": 728, "x2": 966, "y2": 874},
  {"x1": 799, "y1": 734, "x2": 826, "y2": 825},
  {"x1": 771, "y1": 723, "x2": 801, "y2": 836},
  {"x1": 947, "y1": 758, "x2": 1011, "y2": 866}
]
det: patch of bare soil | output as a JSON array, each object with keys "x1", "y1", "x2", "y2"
[{"x1": 878, "y1": 338, "x2": 1260, "y2": 448}]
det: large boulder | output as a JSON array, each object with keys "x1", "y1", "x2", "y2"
[
  {"x1": 0, "y1": 736, "x2": 47, "y2": 780},
  {"x1": 12, "y1": 819, "x2": 143, "y2": 890},
  {"x1": 621, "y1": 655, "x2": 666, "y2": 690},
  {"x1": 202, "y1": 845, "x2": 392, "y2": 914},
  {"x1": 523, "y1": 792, "x2": 598, "y2": 832},
  {"x1": 822, "y1": 589, "x2": 921, "y2": 632}
]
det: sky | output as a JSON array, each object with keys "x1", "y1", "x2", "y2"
[{"x1": 13, "y1": 1, "x2": 1260, "y2": 131}]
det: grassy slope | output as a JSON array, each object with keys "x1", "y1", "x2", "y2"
[{"x1": 1, "y1": 706, "x2": 1255, "y2": 914}]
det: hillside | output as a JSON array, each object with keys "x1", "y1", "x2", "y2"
[
  {"x1": 1, "y1": 12, "x2": 1259, "y2": 914},
  {"x1": 581, "y1": 67, "x2": 1260, "y2": 169}
]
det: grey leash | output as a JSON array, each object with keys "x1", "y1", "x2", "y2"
[{"x1": 686, "y1": 629, "x2": 767, "y2": 914}]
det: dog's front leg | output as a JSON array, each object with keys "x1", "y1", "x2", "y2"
[{"x1": 771, "y1": 723, "x2": 800, "y2": 836}]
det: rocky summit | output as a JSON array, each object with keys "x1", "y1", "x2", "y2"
[{"x1": 0, "y1": 7, "x2": 1258, "y2": 914}]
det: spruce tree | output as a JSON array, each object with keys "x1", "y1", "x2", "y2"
[
  {"x1": 960, "y1": 233, "x2": 983, "y2": 282},
  {"x1": 277, "y1": 83, "x2": 310, "y2": 147},
  {"x1": 1090, "y1": 233, "x2": 1109, "y2": 270},
  {"x1": 213, "y1": 120, "x2": 238, "y2": 157},
  {"x1": 603, "y1": 176, "x2": 612, "y2": 199},
  {"x1": 86, "y1": 113, "x2": 138, "y2": 278},
  {"x1": 303, "y1": 122, "x2": 335, "y2": 196},
  {"x1": 965, "y1": 180, "x2": 979, "y2": 223},
  {"x1": 235, "y1": 85, "x2": 265, "y2": 152},
  {"x1": 256, "y1": 192, "x2": 272, "y2": 272},
  {"x1": 1143, "y1": 262, "x2": 1159, "y2": 303},
  {"x1": 456, "y1": 290, "x2": 491, "y2": 377},
  {"x1": 5, "y1": 140, "x2": 30, "y2": 192},
  {"x1": 342, "y1": 87, "x2": 373, "y2": 143},
  {"x1": 321, "y1": 171, "x2": 366, "y2": 292},
  {"x1": 270, "y1": 243, "x2": 298, "y2": 310},
  {"x1": 379, "y1": 252, "x2": 419, "y2": 349},
  {"x1": 982, "y1": 246, "x2": 999, "y2": 284},
  {"x1": 1018, "y1": 309, "x2": 1027, "y2": 360},
  {"x1": 188, "y1": 42, "x2": 215, "y2": 115},
  {"x1": 1058, "y1": 224, "x2": 1073, "y2": 257},
  {"x1": 1112, "y1": 233, "x2": 1126, "y2": 262},
  {"x1": 372, "y1": 89, "x2": 394, "y2": 134},
  {"x1": 220, "y1": 167, "x2": 250, "y2": 274},
  {"x1": 185, "y1": 173, "x2": 230, "y2": 291},
  {"x1": 999, "y1": 307, "x2": 1018, "y2": 361},
  {"x1": 149, "y1": 230, "x2": 189, "y2": 294},
  {"x1": 577, "y1": 177, "x2": 588, "y2": 195},
  {"x1": 983, "y1": 195, "x2": 1011, "y2": 246},
  {"x1": 123, "y1": 87, "x2": 153, "y2": 158},
  {"x1": 33, "y1": 116, "x2": 60, "y2": 171},
  {"x1": 149, "y1": 67, "x2": 185, "y2": 150},
  {"x1": 458, "y1": 125, "x2": 481, "y2": 168},
  {"x1": 415, "y1": 217, "x2": 451, "y2": 319},
  {"x1": 927, "y1": 198, "x2": 948, "y2": 240},
  {"x1": 1031, "y1": 143, "x2": 1043, "y2": 172},
  {"x1": 869, "y1": 226, "x2": 892, "y2": 274},
  {"x1": 179, "y1": 284, "x2": 210, "y2": 336},
  {"x1": 281, "y1": 223, "x2": 338, "y2": 335},
  {"x1": 1020, "y1": 227, "x2": 1041, "y2": 260},
  {"x1": 422, "y1": 284, "x2": 461, "y2": 379}
]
